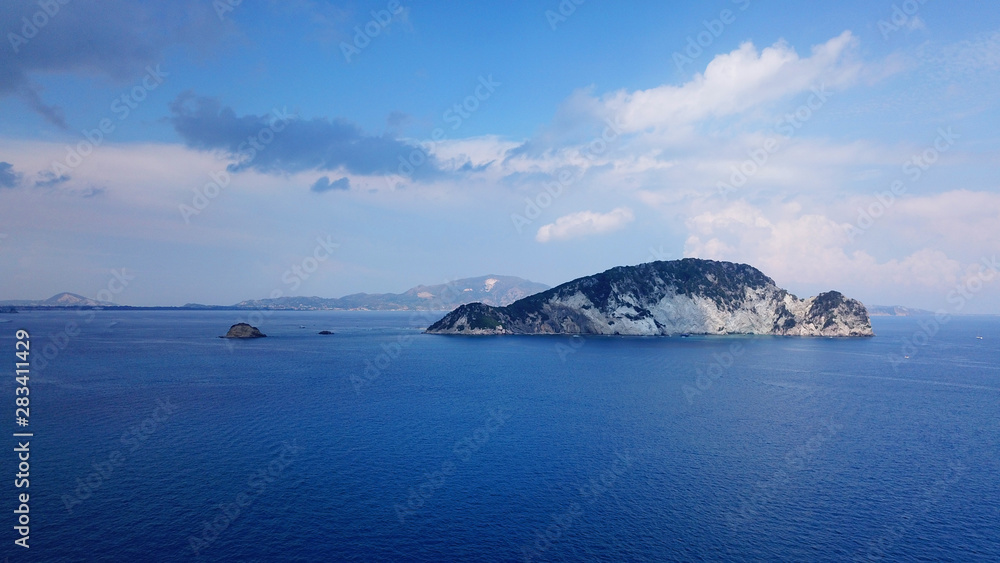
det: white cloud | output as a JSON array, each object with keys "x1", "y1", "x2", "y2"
[
  {"x1": 591, "y1": 31, "x2": 861, "y2": 133},
  {"x1": 536, "y1": 207, "x2": 634, "y2": 243},
  {"x1": 893, "y1": 190, "x2": 1000, "y2": 243},
  {"x1": 424, "y1": 135, "x2": 520, "y2": 174},
  {"x1": 938, "y1": 30, "x2": 1000, "y2": 73},
  {"x1": 682, "y1": 200, "x2": 969, "y2": 293},
  {"x1": 482, "y1": 31, "x2": 871, "y2": 207}
]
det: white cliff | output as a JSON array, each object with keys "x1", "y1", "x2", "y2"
[{"x1": 426, "y1": 259, "x2": 873, "y2": 337}]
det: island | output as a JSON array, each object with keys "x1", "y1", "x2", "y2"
[
  {"x1": 318, "y1": 330, "x2": 334, "y2": 335},
  {"x1": 221, "y1": 323, "x2": 267, "y2": 338},
  {"x1": 426, "y1": 259, "x2": 873, "y2": 337}
]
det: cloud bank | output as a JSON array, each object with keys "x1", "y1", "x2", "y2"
[
  {"x1": 536, "y1": 207, "x2": 634, "y2": 242},
  {"x1": 0, "y1": 0, "x2": 228, "y2": 128},
  {"x1": 168, "y1": 93, "x2": 442, "y2": 180}
]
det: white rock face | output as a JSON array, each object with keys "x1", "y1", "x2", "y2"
[{"x1": 427, "y1": 259, "x2": 874, "y2": 337}]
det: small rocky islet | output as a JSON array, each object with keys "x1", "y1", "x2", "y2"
[{"x1": 221, "y1": 323, "x2": 267, "y2": 338}]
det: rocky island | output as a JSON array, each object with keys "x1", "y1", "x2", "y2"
[
  {"x1": 426, "y1": 259, "x2": 873, "y2": 337},
  {"x1": 221, "y1": 323, "x2": 267, "y2": 338}
]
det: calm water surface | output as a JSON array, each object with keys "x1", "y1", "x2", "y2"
[{"x1": 2, "y1": 310, "x2": 998, "y2": 562}]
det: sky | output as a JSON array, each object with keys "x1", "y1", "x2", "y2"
[{"x1": 0, "y1": 0, "x2": 999, "y2": 312}]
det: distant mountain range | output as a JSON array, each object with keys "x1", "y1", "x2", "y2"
[
  {"x1": 867, "y1": 305, "x2": 934, "y2": 316},
  {"x1": 231, "y1": 275, "x2": 549, "y2": 311},
  {"x1": 0, "y1": 284, "x2": 939, "y2": 317},
  {"x1": 1, "y1": 276, "x2": 550, "y2": 312},
  {"x1": 0, "y1": 292, "x2": 116, "y2": 308}
]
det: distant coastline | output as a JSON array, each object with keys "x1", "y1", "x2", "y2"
[
  {"x1": 0, "y1": 293, "x2": 970, "y2": 316},
  {"x1": 0, "y1": 276, "x2": 548, "y2": 313},
  {"x1": 4, "y1": 305, "x2": 456, "y2": 312},
  {"x1": 866, "y1": 305, "x2": 935, "y2": 316}
]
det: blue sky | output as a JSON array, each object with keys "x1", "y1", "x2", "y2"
[{"x1": 1, "y1": 0, "x2": 999, "y2": 311}]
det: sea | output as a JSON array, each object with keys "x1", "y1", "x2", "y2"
[{"x1": 2, "y1": 310, "x2": 998, "y2": 562}]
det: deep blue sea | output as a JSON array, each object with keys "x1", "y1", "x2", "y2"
[{"x1": 2, "y1": 310, "x2": 998, "y2": 562}]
